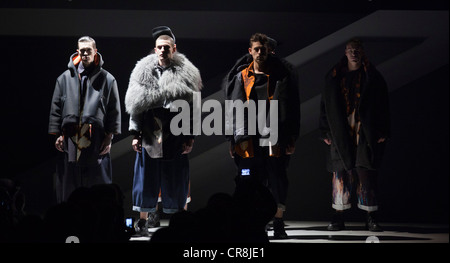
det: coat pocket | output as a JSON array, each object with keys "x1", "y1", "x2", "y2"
[
  {"x1": 326, "y1": 143, "x2": 346, "y2": 172},
  {"x1": 60, "y1": 95, "x2": 67, "y2": 116},
  {"x1": 99, "y1": 95, "x2": 107, "y2": 115}
]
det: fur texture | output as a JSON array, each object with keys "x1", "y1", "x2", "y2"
[{"x1": 125, "y1": 52, "x2": 202, "y2": 115}]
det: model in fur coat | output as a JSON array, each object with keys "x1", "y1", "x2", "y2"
[{"x1": 124, "y1": 26, "x2": 202, "y2": 236}]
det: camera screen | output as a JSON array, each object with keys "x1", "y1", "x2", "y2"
[
  {"x1": 241, "y1": 169, "x2": 250, "y2": 176},
  {"x1": 125, "y1": 218, "x2": 133, "y2": 228}
]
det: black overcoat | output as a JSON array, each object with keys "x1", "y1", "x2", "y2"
[{"x1": 319, "y1": 58, "x2": 390, "y2": 172}]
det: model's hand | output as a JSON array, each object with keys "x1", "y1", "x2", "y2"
[
  {"x1": 285, "y1": 143, "x2": 295, "y2": 155},
  {"x1": 377, "y1": 138, "x2": 386, "y2": 143},
  {"x1": 229, "y1": 142, "x2": 235, "y2": 158},
  {"x1": 323, "y1": 138, "x2": 332, "y2": 145},
  {"x1": 132, "y1": 137, "x2": 142, "y2": 153},
  {"x1": 182, "y1": 138, "x2": 194, "y2": 154},
  {"x1": 100, "y1": 133, "x2": 113, "y2": 155},
  {"x1": 55, "y1": 136, "x2": 64, "y2": 152}
]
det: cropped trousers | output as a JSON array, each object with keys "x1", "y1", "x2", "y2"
[
  {"x1": 331, "y1": 167, "x2": 379, "y2": 212},
  {"x1": 132, "y1": 148, "x2": 190, "y2": 214}
]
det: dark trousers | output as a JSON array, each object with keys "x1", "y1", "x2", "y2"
[
  {"x1": 233, "y1": 146, "x2": 290, "y2": 210},
  {"x1": 55, "y1": 152, "x2": 112, "y2": 203},
  {"x1": 132, "y1": 148, "x2": 190, "y2": 214}
]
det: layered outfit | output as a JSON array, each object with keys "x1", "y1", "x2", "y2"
[
  {"x1": 224, "y1": 55, "x2": 300, "y2": 211},
  {"x1": 319, "y1": 56, "x2": 390, "y2": 212},
  {"x1": 48, "y1": 52, "x2": 121, "y2": 202},
  {"x1": 125, "y1": 52, "x2": 202, "y2": 214}
]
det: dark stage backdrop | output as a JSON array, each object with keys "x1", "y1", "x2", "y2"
[
  {"x1": 0, "y1": 4, "x2": 448, "y2": 225},
  {"x1": 0, "y1": 36, "x2": 447, "y2": 224}
]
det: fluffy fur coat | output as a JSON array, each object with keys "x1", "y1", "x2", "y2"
[{"x1": 125, "y1": 52, "x2": 202, "y2": 115}]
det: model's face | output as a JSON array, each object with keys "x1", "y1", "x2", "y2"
[
  {"x1": 345, "y1": 44, "x2": 363, "y2": 64},
  {"x1": 248, "y1": 41, "x2": 268, "y2": 64},
  {"x1": 77, "y1": 42, "x2": 97, "y2": 66},
  {"x1": 155, "y1": 39, "x2": 176, "y2": 64}
]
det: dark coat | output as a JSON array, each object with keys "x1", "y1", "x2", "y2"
[
  {"x1": 48, "y1": 52, "x2": 121, "y2": 200},
  {"x1": 48, "y1": 52, "x2": 121, "y2": 136},
  {"x1": 319, "y1": 57, "x2": 390, "y2": 172},
  {"x1": 223, "y1": 55, "x2": 300, "y2": 149}
]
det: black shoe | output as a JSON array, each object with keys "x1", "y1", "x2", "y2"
[
  {"x1": 327, "y1": 212, "x2": 345, "y2": 231},
  {"x1": 366, "y1": 212, "x2": 383, "y2": 232},
  {"x1": 148, "y1": 211, "x2": 160, "y2": 228},
  {"x1": 273, "y1": 218, "x2": 288, "y2": 239},
  {"x1": 134, "y1": 219, "x2": 150, "y2": 237}
]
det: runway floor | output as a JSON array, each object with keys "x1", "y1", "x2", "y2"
[{"x1": 130, "y1": 220, "x2": 449, "y2": 243}]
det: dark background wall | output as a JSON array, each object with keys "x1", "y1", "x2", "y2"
[{"x1": 0, "y1": 1, "x2": 448, "y2": 225}]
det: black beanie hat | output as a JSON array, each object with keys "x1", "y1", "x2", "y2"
[{"x1": 152, "y1": 26, "x2": 176, "y2": 43}]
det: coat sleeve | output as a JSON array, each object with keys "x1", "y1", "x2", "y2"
[
  {"x1": 285, "y1": 71, "x2": 301, "y2": 144},
  {"x1": 48, "y1": 79, "x2": 64, "y2": 135},
  {"x1": 128, "y1": 112, "x2": 143, "y2": 134},
  {"x1": 224, "y1": 73, "x2": 247, "y2": 144},
  {"x1": 104, "y1": 78, "x2": 121, "y2": 135},
  {"x1": 319, "y1": 93, "x2": 331, "y2": 141},
  {"x1": 374, "y1": 72, "x2": 390, "y2": 139}
]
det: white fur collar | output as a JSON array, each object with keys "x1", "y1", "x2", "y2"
[{"x1": 125, "y1": 52, "x2": 202, "y2": 115}]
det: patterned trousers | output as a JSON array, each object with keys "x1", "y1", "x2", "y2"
[{"x1": 331, "y1": 168, "x2": 379, "y2": 212}]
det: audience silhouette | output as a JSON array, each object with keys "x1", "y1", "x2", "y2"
[
  {"x1": 150, "y1": 177, "x2": 277, "y2": 243},
  {"x1": 0, "y1": 178, "x2": 133, "y2": 243},
  {"x1": 1, "y1": 176, "x2": 277, "y2": 243}
]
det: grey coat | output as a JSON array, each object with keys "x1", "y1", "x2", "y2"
[{"x1": 48, "y1": 52, "x2": 121, "y2": 136}]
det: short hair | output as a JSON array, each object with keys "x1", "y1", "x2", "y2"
[
  {"x1": 249, "y1": 33, "x2": 268, "y2": 48},
  {"x1": 155, "y1": 35, "x2": 175, "y2": 47},
  {"x1": 78, "y1": 36, "x2": 96, "y2": 49},
  {"x1": 345, "y1": 38, "x2": 364, "y2": 51}
]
